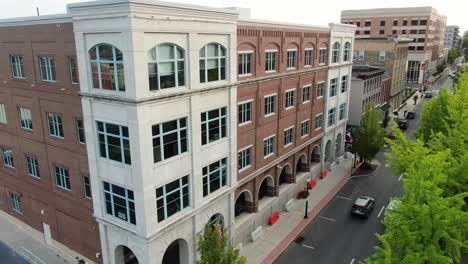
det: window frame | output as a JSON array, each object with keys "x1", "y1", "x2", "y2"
[
  {"x1": 379, "y1": 51, "x2": 386, "y2": 61},
  {"x1": 265, "y1": 50, "x2": 277, "y2": 73},
  {"x1": 39, "y1": 56, "x2": 56, "y2": 82},
  {"x1": 152, "y1": 117, "x2": 188, "y2": 163},
  {"x1": 315, "y1": 113, "x2": 323, "y2": 130},
  {"x1": 343, "y1": 42, "x2": 351, "y2": 62},
  {"x1": 317, "y1": 81, "x2": 325, "y2": 98},
  {"x1": 302, "y1": 85, "x2": 311, "y2": 103},
  {"x1": 83, "y1": 176, "x2": 92, "y2": 199},
  {"x1": 10, "y1": 55, "x2": 25, "y2": 79},
  {"x1": 202, "y1": 158, "x2": 227, "y2": 197},
  {"x1": 319, "y1": 48, "x2": 327, "y2": 65},
  {"x1": 358, "y1": 50, "x2": 365, "y2": 61},
  {"x1": 201, "y1": 107, "x2": 227, "y2": 145},
  {"x1": 89, "y1": 44, "x2": 125, "y2": 91},
  {"x1": 301, "y1": 119, "x2": 310, "y2": 138},
  {"x1": 54, "y1": 165, "x2": 71, "y2": 191},
  {"x1": 18, "y1": 107, "x2": 33, "y2": 130},
  {"x1": 327, "y1": 107, "x2": 336, "y2": 126},
  {"x1": 332, "y1": 42, "x2": 341, "y2": 63},
  {"x1": 238, "y1": 100, "x2": 252, "y2": 126},
  {"x1": 329, "y1": 78, "x2": 338, "y2": 97},
  {"x1": 97, "y1": 121, "x2": 131, "y2": 165},
  {"x1": 0, "y1": 104, "x2": 6, "y2": 124},
  {"x1": 339, "y1": 103, "x2": 347, "y2": 120},
  {"x1": 238, "y1": 51, "x2": 253, "y2": 76},
  {"x1": 199, "y1": 43, "x2": 227, "y2": 83},
  {"x1": 238, "y1": 145, "x2": 252, "y2": 171},
  {"x1": 68, "y1": 57, "x2": 79, "y2": 84},
  {"x1": 25, "y1": 155, "x2": 40, "y2": 178},
  {"x1": 285, "y1": 89, "x2": 295, "y2": 110},
  {"x1": 2, "y1": 148, "x2": 14, "y2": 168},
  {"x1": 10, "y1": 193, "x2": 22, "y2": 214},
  {"x1": 264, "y1": 94, "x2": 276, "y2": 116},
  {"x1": 156, "y1": 175, "x2": 190, "y2": 222},
  {"x1": 341, "y1": 75, "x2": 348, "y2": 93},
  {"x1": 284, "y1": 126, "x2": 294, "y2": 147},
  {"x1": 76, "y1": 118, "x2": 85, "y2": 144},
  {"x1": 147, "y1": 43, "x2": 186, "y2": 91},
  {"x1": 47, "y1": 113, "x2": 64, "y2": 138},
  {"x1": 304, "y1": 48, "x2": 314, "y2": 67},
  {"x1": 286, "y1": 49, "x2": 297, "y2": 69},
  {"x1": 263, "y1": 135, "x2": 275, "y2": 158},
  {"x1": 104, "y1": 181, "x2": 136, "y2": 225}
]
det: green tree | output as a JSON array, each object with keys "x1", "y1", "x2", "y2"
[
  {"x1": 351, "y1": 103, "x2": 385, "y2": 167},
  {"x1": 414, "y1": 88, "x2": 450, "y2": 143},
  {"x1": 198, "y1": 223, "x2": 246, "y2": 264},
  {"x1": 448, "y1": 48, "x2": 462, "y2": 64}
]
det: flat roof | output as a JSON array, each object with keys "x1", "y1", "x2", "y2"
[
  {"x1": 352, "y1": 65, "x2": 386, "y2": 79},
  {"x1": 238, "y1": 18, "x2": 329, "y2": 32},
  {"x1": 0, "y1": 14, "x2": 71, "y2": 27}
]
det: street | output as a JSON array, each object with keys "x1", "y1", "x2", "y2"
[
  {"x1": 0, "y1": 241, "x2": 28, "y2": 264},
  {"x1": 275, "y1": 73, "x2": 453, "y2": 264}
]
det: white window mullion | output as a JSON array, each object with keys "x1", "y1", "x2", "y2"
[
  {"x1": 97, "y1": 46, "x2": 103, "y2": 89},
  {"x1": 103, "y1": 123, "x2": 110, "y2": 159}
]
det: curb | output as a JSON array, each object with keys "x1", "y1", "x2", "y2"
[
  {"x1": 350, "y1": 161, "x2": 381, "y2": 178},
  {"x1": 260, "y1": 173, "x2": 350, "y2": 264}
]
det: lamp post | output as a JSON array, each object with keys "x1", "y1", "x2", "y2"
[{"x1": 304, "y1": 180, "x2": 310, "y2": 219}]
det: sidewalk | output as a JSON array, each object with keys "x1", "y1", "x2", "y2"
[
  {"x1": 396, "y1": 91, "x2": 423, "y2": 118},
  {"x1": 240, "y1": 157, "x2": 354, "y2": 264}
]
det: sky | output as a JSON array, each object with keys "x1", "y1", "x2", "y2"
[{"x1": 1, "y1": 0, "x2": 466, "y2": 33}]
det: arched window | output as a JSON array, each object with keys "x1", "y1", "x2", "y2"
[
  {"x1": 332, "y1": 42, "x2": 341, "y2": 63},
  {"x1": 89, "y1": 44, "x2": 125, "y2": 91},
  {"x1": 200, "y1": 43, "x2": 226, "y2": 83},
  {"x1": 148, "y1": 44, "x2": 185, "y2": 90},
  {"x1": 343, "y1": 42, "x2": 351, "y2": 62}
]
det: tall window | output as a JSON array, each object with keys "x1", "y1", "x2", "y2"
[
  {"x1": 304, "y1": 49, "x2": 313, "y2": 66},
  {"x1": 301, "y1": 120, "x2": 309, "y2": 137},
  {"x1": 343, "y1": 42, "x2": 351, "y2": 62},
  {"x1": 339, "y1": 103, "x2": 346, "y2": 120},
  {"x1": 264, "y1": 95, "x2": 275, "y2": 116},
  {"x1": 332, "y1": 42, "x2": 341, "y2": 63},
  {"x1": 39, "y1": 56, "x2": 56, "y2": 81},
  {"x1": 68, "y1": 57, "x2": 79, "y2": 84},
  {"x1": 329, "y1": 78, "x2": 338, "y2": 97},
  {"x1": 0, "y1": 104, "x2": 6, "y2": 124},
  {"x1": 287, "y1": 50, "x2": 297, "y2": 69},
  {"x1": 18, "y1": 107, "x2": 32, "y2": 130},
  {"x1": 202, "y1": 107, "x2": 227, "y2": 145},
  {"x1": 200, "y1": 43, "x2": 226, "y2": 83},
  {"x1": 238, "y1": 102, "x2": 252, "y2": 125},
  {"x1": 380, "y1": 21, "x2": 386, "y2": 26},
  {"x1": 97, "y1": 121, "x2": 131, "y2": 165},
  {"x1": 76, "y1": 119, "x2": 85, "y2": 144},
  {"x1": 317, "y1": 82, "x2": 324, "y2": 98},
  {"x1": 265, "y1": 51, "x2": 277, "y2": 72},
  {"x1": 303, "y1": 86, "x2": 311, "y2": 103},
  {"x1": 379, "y1": 51, "x2": 386, "y2": 61},
  {"x1": 89, "y1": 44, "x2": 125, "y2": 91},
  {"x1": 148, "y1": 44, "x2": 185, "y2": 91},
  {"x1": 285, "y1": 90, "x2": 295, "y2": 109},
  {"x1": 10, "y1": 55, "x2": 25, "y2": 79},
  {"x1": 47, "y1": 113, "x2": 64, "y2": 138},
  {"x1": 2, "y1": 148, "x2": 14, "y2": 168},
  {"x1": 263, "y1": 135, "x2": 275, "y2": 157},
  {"x1": 238, "y1": 52, "x2": 252, "y2": 75},
  {"x1": 203, "y1": 158, "x2": 227, "y2": 197},
  {"x1": 341, "y1": 75, "x2": 348, "y2": 93},
  {"x1": 319, "y1": 48, "x2": 327, "y2": 64},
  {"x1": 238, "y1": 147, "x2": 251, "y2": 170},
  {"x1": 284, "y1": 127, "x2": 293, "y2": 146},
  {"x1": 55, "y1": 166, "x2": 71, "y2": 191},
  {"x1": 393, "y1": 20, "x2": 398, "y2": 26},
  {"x1": 315, "y1": 114, "x2": 323, "y2": 130},
  {"x1": 365, "y1": 21, "x2": 371, "y2": 27},
  {"x1": 83, "y1": 176, "x2": 91, "y2": 199},
  {"x1": 152, "y1": 118, "x2": 187, "y2": 163},
  {"x1": 10, "y1": 194, "x2": 22, "y2": 213},
  {"x1": 358, "y1": 50, "x2": 365, "y2": 61},
  {"x1": 156, "y1": 175, "x2": 189, "y2": 222},
  {"x1": 104, "y1": 182, "x2": 135, "y2": 224},
  {"x1": 26, "y1": 156, "x2": 39, "y2": 178},
  {"x1": 327, "y1": 108, "x2": 336, "y2": 126}
]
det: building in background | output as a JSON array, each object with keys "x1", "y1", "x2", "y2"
[
  {"x1": 341, "y1": 7, "x2": 446, "y2": 85},
  {"x1": 444, "y1": 25, "x2": 461, "y2": 49},
  {"x1": 353, "y1": 37, "x2": 411, "y2": 110}
]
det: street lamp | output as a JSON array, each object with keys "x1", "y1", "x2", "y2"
[{"x1": 304, "y1": 180, "x2": 310, "y2": 219}]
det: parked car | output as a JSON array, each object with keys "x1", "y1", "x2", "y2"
[
  {"x1": 351, "y1": 196, "x2": 375, "y2": 218},
  {"x1": 425, "y1": 91, "x2": 433, "y2": 98},
  {"x1": 406, "y1": 111, "x2": 416, "y2": 119},
  {"x1": 398, "y1": 119, "x2": 408, "y2": 130}
]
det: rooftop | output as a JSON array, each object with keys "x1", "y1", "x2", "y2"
[{"x1": 352, "y1": 65, "x2": 386, "y2": 80}]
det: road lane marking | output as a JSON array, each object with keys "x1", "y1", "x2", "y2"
[
  {"x1": 398, "y1": 174, "x2": 404, "y2": 181},
  {"x1": 318, "y1": 216, "x2": 337, "y2": 222},
  {"x1": 22, "y1": 247, "x2": 46, "y2": 264},
  {"x1": 301, "y1": 244, "x2": 315, "y2": 250},
  {"x1": 377, "y1": 206, "x2": 386, "y2": 218},
  {"x1": 350, "y1": 258, "x2": 355, "y2": 264},
  {"x1": 336, "y1": 195, "x2": 353, "y2": 201}
]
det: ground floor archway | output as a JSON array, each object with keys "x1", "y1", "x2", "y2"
[
  {"x1": 162, "y1": 239, "x2": 189, "y2": 264},
  {"x1": 258, "y1": 176, "x2": 275, "y2": 200},
  {"x1": 311, "y1": 145, "x2": 320, "y2": 164},
  {"x1": 296, "y1": 154, "x2": 308, "y2": 173},
  {"x1": 235, "y1": 190, "x2": 253, "y2": 217},
  {"x1": 325, "y1": 140, "x2": 333, "y2": 162},
  {"x1": 115, "y1": 245, "x2": 139, "y2": 264},
  {"x1": 279, "y1": 164, "x2": 293, "y2": 185},
  {"x1": 335, "y1": 133, "x2": 342, "y2": 157}
]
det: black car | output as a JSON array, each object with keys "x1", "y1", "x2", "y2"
[
  {"x1": 351, "y1": 196, "x2": 375, "y2": 218},
  {"x1": 425, "y1": 92, "x2": 433, "y2": 98},
  {"x1": 406, "y1": 111, "x2": 416, "y2": 119},
  {"x1": 398, "y1": 119, "x2": 408, "y2": 130}
]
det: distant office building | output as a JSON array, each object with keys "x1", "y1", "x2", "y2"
[{"x1": 444, "y1": 25, "x2": 461, "y2": 49}]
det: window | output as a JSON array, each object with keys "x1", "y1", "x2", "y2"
[
  {"x1": 304, "y1": 49, "x2": 313, "y2": 66},
  {"x1": 47, "y1": 113, "x2": 63, "y2": 138},
  {"x1": 287, "y1": 50, "x2": 297, "y2": 69},
  {"x1": 10, "y1": 55, "x2": 25, "y2": 79},
  {"x1": 238, "y1": 102, "x2": 252, "y2": 125},
  {"x1": 238, "y1": 52, "x2": 252, "y2": 75},
  {"x1": 156, "y1": 175, "x2": 189, "y2": 222},
  {"x1": 315, "y1": 114, "x2": 323, "y2": 130},
  {"x1": 419, "y1": 30, "x2": 426, "y2": 34},
  {"x1": 148, "y1": 44, "x2": 185, "y2": 90},
  {"x1": 301, "y1": 120, "x2": 309, "y2": 137},
  {"x1": 411, "y1": 20, "x2": 418, "y2": 26},
  {"x1": 2, "y1": 148, "x2": 14, "y2": 168},
  {"x1": 408, "y1": 46, "x2": 415, "y2": 51},
  {"x1": 339, "y1": 103, "x2": 346, "y2": 120},
  {"x1": 365, "y1": 21, "x2": 371, "y2": 27},
  {"x1": 200, "y1": 43, "x2": 226, "y2": 83},
  {"x1": 319, "y1": 48, "x2": 327, "y2": 64},
  {"x1": 379, "y1": 30, "x2": 385, "y2": 35},
  {"x1": 327, "y1": 108, "x2": 336, "y2": 126},
  {"x1": 418, "y1": 38, "x2": 425, "y2": 43},
  {"x1": 10, "y1": 194, "x2": 21, "y2": 213},
  {"x1": 0, "y1": 104, "x2": 6, "y2": 124},
  {"x1": 356, "y1": 21, "x2": 361, "y2": 27},
  {"x1": 26, "y1": 156, "x2": 39, "y2": 178},
  {"x1": 202, "y1": 107, "x2": 227, "y2": 144},
  {"x1": 264, "y1": 95, "x2": 275, "y2": 116},
  {"x1": 392, "y1": 30, "x2": 397, "y2": 34},
  {"x1": 18, "y1": 107, "x2": 32, "y2": 130},
  {"x1": 263, "y1": 136, "x2": 275, "y2": 157},
  {"x1": 341, "y1": 75, "x2": 348, "y2": 93},
  {"x1": 402, "y1": 30, "x2": 407, "y2": 34},
  {"x1": 417, "y1": 46, "x2": 424, "y2": 51},
  {"x1": 97, "y1": 121, "x2": 131, "y2": 164},
  {"x1": 356, "y1": 31, "x2": 360, "y2": 35},
  {"x1": 68, "y1": 57, "x2": 78, "y2": 84},
  {"x1": 39, "y1": 56, "x2": 56, "y2": 82},
  {"x1": 317, "y1": 82, "x2": 324, "y2": 98},
  {"x1": 380, "y1": 21, "x2": 385, "y2": 26},
  {"x1": 420, "y1": 20, "x2": 427, "y2": 26},
  {"x1": 76, "y1": 119, "x2": 85, "y2": 144},
  {"x1": 238, "y1": 147, "x2": 251, "y2": 170},
  {"x1": 55, "y1": 166, "x2": 71, "y2": 191},
  {"x1": 410, "y1": 29, "x2": 417, "y2": 34},
  {"x1": 265, "y1": 51, "x2": 277, "y2": 72},
  {"x1": 284, "y1": 127, "x2": 293, "y2": 147},
  {"x1": 358, "y1": 50, "x2": 365, "y2": 60},
  {"x1": 403, "y1": 20, "x2": 408, "y2": 26},
  {"x1": 393, "y1": 20, "x2": 398, "y2": 26},
  {"x1": 332, "y1": 42, "x2": 341, "y2": 63},
  {"x1": 302, "y1": 86, "x2": 311, "y2": 103},
  {"x1": 202, "y1": 158, "x2": 227, "y2": 197},
  {"x1": 152, "y1": 118, "x2": 187, "y2": 163},
  {"x1": 89, "y1": 44, "x2": 125, "y2": 91},
  {"x1": 379, "y1": 51, "x2": 386, "y2": 61},
  {"x1": 285, "y1": 90, "x2": 295, "y2": 109},
  {"x1": 104, "y1": 182, "x2": 135, "y2": 224},
  {"x1": 329, "y1": 78, "x2": 338, "y2": 97},
  {"x1": 353, "y1": 51, "x2": 357, "y2": 61},
  {"x1": 343, "y1": 42, "x2": 351, "y2": 62},
  {"x1": 364, "y1": 30, "x2": 370, "y2": 35},
  {"x1": 83, "y1": 176, "x2": 91, "y2": 199}
]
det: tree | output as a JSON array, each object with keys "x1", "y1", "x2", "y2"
[
  {"x1": 414, "y1": 88, "x2": 450, "y2": 143},
  {"x1": 351, "y1": 103, "x2": 385, "y2": 167},
  {"x1": 412, "y1": 94, "x2": 418, "y2": 105},
  {"x1": 448, "y1": 48, "x2": 462, "y2": 64},
  {"x1": 198, "y1": 223, "x2": 246, "y2": 264}
]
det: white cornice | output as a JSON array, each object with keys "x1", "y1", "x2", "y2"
[
  {"x1": 238, "y1": 18, "x2": 329, "y2": 32},
  {"x1": 0, "y1": 14, "x2": 71, "y2": 27},
  {"x1": 341, "y1": 6, "x2": 445, "y2": 19}
]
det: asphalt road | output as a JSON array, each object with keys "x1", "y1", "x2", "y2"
[
  {"x1": 275, "y1": 73, "x2": 453, "y2": 264},
  {"x1": 0, "y1": 241, "x2": 28, "y2": 264}
]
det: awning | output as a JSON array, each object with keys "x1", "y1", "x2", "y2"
[{"x1": 379, "y1": 102, "x2": 391, "y2": 113}]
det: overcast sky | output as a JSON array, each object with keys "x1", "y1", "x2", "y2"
[{"x1": 2, "y1": 0, "x2": 466, "y2": 33}]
